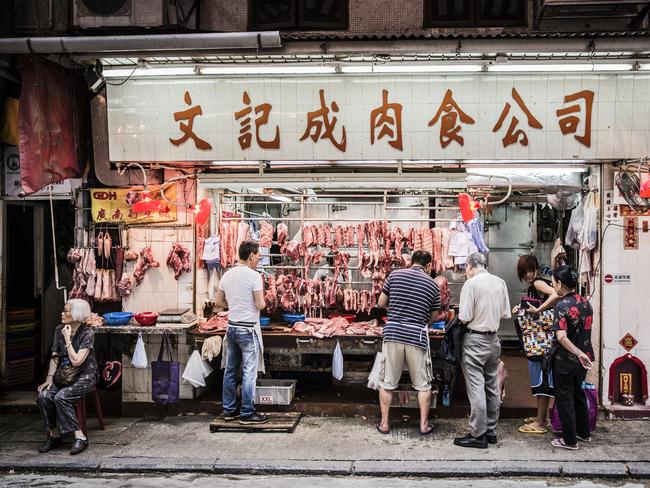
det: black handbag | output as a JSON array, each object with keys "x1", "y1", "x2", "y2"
[{"x1": 54, "y1": 358, "x2": 81, "y2": 386}]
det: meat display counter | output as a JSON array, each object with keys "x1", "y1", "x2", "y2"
[{"x1": 190, "y1": 325, "x2": 445, "y2": 374}]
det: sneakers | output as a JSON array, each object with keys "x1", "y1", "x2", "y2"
[
  {"x1": 239, "y1": 413, "x2": 270, "y2": 425},
  {"x1": 223, "y1": 412, "x2": 239, "y2": 422},
  {"x1": 551, "y1": 438, "x2": 579, "y2": 450},
  {"x1": 577, "y1": 435, "x2": 592, "y2": 442}
]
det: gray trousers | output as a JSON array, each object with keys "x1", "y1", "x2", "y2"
[
  {"x1": 36, "y1": 375, "x2": 96, "y2": 435},
  {"x1": 461, "y1": 333, "x2": 502, "y2": 438}
]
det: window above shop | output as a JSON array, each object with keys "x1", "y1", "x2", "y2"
[
  {"x1": 250, "y1": 0, "x2": 349, "y2": 30},
  {"x1": 424, "y1": 0, "x2": 528, "y2": 28}
]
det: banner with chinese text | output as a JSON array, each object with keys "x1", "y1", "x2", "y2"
[
  {"x1": 107, "y1": 74, "x2": 650, "y2": 161},
  {"x1": 90, "y1": 186, "x2": 178, "y2": 224}
]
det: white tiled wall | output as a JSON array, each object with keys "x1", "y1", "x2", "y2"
[
  {"x1": 122, "y1": 226, "x2": 194, "y2": 314},
  {"x1": 108, "y1": 74, "x2": 650, "y2": 161},
  {"x1": 601, "y1": 171, "x2": 650, "y2": 406}
]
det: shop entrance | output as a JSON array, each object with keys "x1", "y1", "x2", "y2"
[{"x1": 1, "y1": 200, "x2": 74, "y2": 391}]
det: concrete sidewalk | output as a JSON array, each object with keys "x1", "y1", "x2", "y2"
[{"x1": 0, "y1": 414, "x2": 649, "y2": 479}]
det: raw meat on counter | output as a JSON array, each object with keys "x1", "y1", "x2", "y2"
[
  {"x1": 292, "y1": 317, "x2": 382, "y2": 338},
  {"x1": 200, "y1": 312, "x2": 228, "y2": 332}
]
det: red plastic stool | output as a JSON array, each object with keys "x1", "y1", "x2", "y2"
[{"x1": 76, "y1": 389, "x2": 105, "y2": 436}]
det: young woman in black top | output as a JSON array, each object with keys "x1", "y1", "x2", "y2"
[
  {"x1": 550, "y1": 265, "x2": 594, "y2": 450},
  {"x1": 513, "y1": 255, "x2": 560, "y2": 435}
]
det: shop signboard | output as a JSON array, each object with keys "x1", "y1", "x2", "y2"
[
  {"x1": 90, "y1": 186, "x2": 178, "y2": 224},
  {"x1": 107, "y1": 73, "x2": 650, "y2": 162},
  {"x1": 3, "y1": 145, "x2": 81, "y2": 198}
]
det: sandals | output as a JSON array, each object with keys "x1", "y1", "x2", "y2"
[
  {"x1": 376, "y1": 424, "x2": 390, "y2": 435},
  {"x1": 524, "y1": 417, "x2": 551, "y2": 426},
  {"x1": 420, "y1": 423, "x2": 436, "y2": 436},
  {"x1": 551, "y1": 438, "x2": 578, "y2": 450},
  {"x1": 518, "y1": 425, "x2": 548, "y2": 434}
]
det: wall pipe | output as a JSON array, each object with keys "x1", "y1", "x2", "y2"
[{"x1": 0, "y1": 31, "x2": 281, "y2": 55}]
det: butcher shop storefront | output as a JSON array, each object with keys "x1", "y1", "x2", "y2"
[{"x1": 87, "y1": 62, "x2": 638, "y2": 417}]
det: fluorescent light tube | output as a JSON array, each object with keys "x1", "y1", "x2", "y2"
[
  {"x1": 488, "y1": 63, "x2": 632, "y2": 73},
  {"x1": 199, "y1": 65, "x2": 337, "y2": 75},
  {"x1": 102, "y1": 67, "x2": 197, "y2": 78},
  {"x1": 373, "y1": 64, "x2": 483, "y2": 73}
]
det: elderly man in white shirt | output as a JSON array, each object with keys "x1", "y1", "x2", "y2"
[{"x1": 454, "y1": 253, "x2": 511, "y2": 449}]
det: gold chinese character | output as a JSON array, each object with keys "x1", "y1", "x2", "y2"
[
  {"x1": 169, "y1": 91, "x2": 213, "y2": 150},
  {"x1": 429, "y1": 89, "x2": 475, "y2": 148},
  {"x1": 234, "y1": 91, "x2": 280, "y2": 150},
  {"x1": 370, "y1": 89, "x2": 403, "y2": 150},
  {"x1": 556, "y1": 90, "x2": 594, "y2": 148},
  {"x1": 300, "y1": 89, "x2": 346, "y2": 152},
  {"x1": 493, "y1": 88, "x2": 543, "y2": 147}
]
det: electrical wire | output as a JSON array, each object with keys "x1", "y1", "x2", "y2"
[{"x1": 587, "y1": 221, "x2": 647, "y2": 302}]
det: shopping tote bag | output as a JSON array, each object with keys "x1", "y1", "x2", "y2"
[{"x1": 151, "y1": 333, "x2": 180, "y2": 405}]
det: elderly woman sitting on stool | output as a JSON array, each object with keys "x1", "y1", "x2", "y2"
[{"x1": 37, "y1": 299, "x2": 97, "y2": 455}]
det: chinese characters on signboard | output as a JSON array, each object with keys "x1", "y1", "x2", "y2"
[
  {"x1": 90, "y1": 186, "x2": 178, "y2": 224},
  {"x1": 167, "y1": 86, "x2": 595, "y2": 153}
]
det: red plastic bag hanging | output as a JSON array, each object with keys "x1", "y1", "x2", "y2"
[
  {"x1": 640, "y1": 176, "x2": 650, "y2": 199},
  {"x1": 194, "y1": 198, "x2": 212, "y2": 225},
  {"x1": 458, "y1": 193, "x2": 481, "y2": 223}
]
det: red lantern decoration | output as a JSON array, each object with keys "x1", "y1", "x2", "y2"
[
  {"x1": 193, "y1": 198, "x2": 212, "y2": 225},
  {"x1": 132, "y1": 191, "x2": 162, "y2": 213},
  {"x1": 640, "y1": 176, "x2": 650, "y2": 199},
  {"x1": 458, "y1": 193, "x2": 481, "y2": 223}
]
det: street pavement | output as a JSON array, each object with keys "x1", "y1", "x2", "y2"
[
  {"x1": 0, "y1": 474, "x2": 647, "y2": 488},
  {"x1": 1, "y1": 414, "x2": 649, "y2": 479}
]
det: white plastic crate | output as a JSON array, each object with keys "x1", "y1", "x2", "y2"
[{"x1": 255, "y1": 379, "x2": 297, "y2": 405}]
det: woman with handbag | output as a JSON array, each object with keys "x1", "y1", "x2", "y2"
[
  {"x1": 513, "y1": 255, "x2": 560, "y2": 435},
  {"x1": 36, "y1": 299, "x2": 98, "y2": 455},
  {"x1": 550, "y1": 265, "x2": 594, "y2": 450}
]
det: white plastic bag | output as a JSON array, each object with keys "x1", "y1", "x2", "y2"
[
  {"x1": 131, "y1": 333, "x2": 148, "y2": 369},
  {"x1": 182, "y1": 350, "x2": 207, "y2": 387},
  {"x1": 367, "y1": 352, "x2": 386, "y2": 390},
  {"x1": 565, "y1": 199, "x2": 584, "y2": 250},
  {"x1": 332, "y1": 341, "x2": 344, "y2": 381}
]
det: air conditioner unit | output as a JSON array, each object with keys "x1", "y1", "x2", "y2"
[{"x1": 74, "y1": 0, "x2": 165, "y2": 29}]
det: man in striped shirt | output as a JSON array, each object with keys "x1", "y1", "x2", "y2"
[{"x1": 376, "y1": 250, "x2": 441, "y2": 435}]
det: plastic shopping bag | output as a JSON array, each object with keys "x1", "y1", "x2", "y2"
[
  {"x1": 131, "y1": 333, "x2": 148, "y2": 369},
  {"x1": 182, "y1": 350, "x2": 207, "y2": 387},
  {"x1": 367, "y1": 352, "x2": 386, "y2": 390},
  {"x1": 551, "y1": 382, "x2": 598, "y2": 433},
  {"x1": 332, "y1": 341, "x2": 344, "y2": 381}
]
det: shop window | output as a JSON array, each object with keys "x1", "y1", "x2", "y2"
[
  {"x1": 250, "y1": 0, "x2": 348, "y2": 30},
  {"x1": 424, "y1": 0, "x2": 527, "y2": 28}
]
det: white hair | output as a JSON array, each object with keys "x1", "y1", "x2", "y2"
[
  {"x1": 67, "y1": 299, "x2": 91, "y2": 323},
  {"x1": 466, "y1": 252, "x2": 487, "y2": 269}
]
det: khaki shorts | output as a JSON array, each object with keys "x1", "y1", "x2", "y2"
[{"x1": 380, "y1": 341, "x2": 432, "y2": 392}]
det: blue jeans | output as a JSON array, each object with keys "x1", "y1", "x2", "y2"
[{"x1": 222, "y1": 326, "x2": 259, "y2": 417}]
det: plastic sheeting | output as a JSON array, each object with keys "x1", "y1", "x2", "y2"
[
  {"x1": 466, "y1": 170, "x2": 583, "y2": 194},
  {"x1": 19, "y1": 56, "x2": 88, "y2": 194}
]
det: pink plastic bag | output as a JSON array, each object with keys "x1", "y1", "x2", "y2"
[{"x1": 551, "y1": 382, "x2": 597, "y2": 433}]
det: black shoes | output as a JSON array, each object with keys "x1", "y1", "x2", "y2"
[
  {"x1": 239, "y1": 413, "x2": 270, "y2": 425},
  {"x1": 223, "y1": 412, "x2": 239, "y2": 422},
  {"x1": 38, "y1": 436, "x2": 62, "y2": 453},
  {"x1": 453, "y1": 433, "x2": 488, "y2": 449},
  {"x1": 486, "y1": 432, "x2": 497, "y2": 444},
  {"x1": 70, "y1": 438, "x2": 89, "y2": 455}
]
